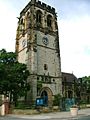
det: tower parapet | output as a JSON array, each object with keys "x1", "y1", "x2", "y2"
[{"x1": 20, "y1": 0, "x2": 56, "y2": 16}]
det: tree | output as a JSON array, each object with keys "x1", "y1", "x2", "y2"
[
  {"x1": 82, "y1": 76, "x2": 90, "y2": 93},
  {"x1": 79, "y1": 76, "x2": 90, "y2": 104},
  {"x1": 0, "y1": 49, "x2": 30, "y2": 106}
]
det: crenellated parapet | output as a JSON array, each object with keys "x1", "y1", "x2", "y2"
[{"x1": 20, "y1": 0, "x2": 56, "y2": 16}]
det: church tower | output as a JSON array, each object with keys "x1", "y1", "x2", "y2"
[{"x1": 16, "y1": 0, "x2": 62, "y2": 106}]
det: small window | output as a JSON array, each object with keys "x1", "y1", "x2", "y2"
[
  {"x1": 53, "y1": 79, "x2": 55, "y2": 82},
  {"x1": 37, "y1": 76, "x2": 39, "y2": 80},
  {"x1": 44, "y1": 64, "x2": 48, "y2": 70}
]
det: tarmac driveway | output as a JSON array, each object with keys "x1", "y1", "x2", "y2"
[
  {"x1": 0, "y1": 115, "x2": 90, "y2": 120},
  {"x1": 0, "y1": 108, "x2": 90, "y2": 120}
]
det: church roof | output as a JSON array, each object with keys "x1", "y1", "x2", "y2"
[{"x1": 62, "y1": 72, "x2": 78, "y2": 83}]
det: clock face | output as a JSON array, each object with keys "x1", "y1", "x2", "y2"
[
  {"x1": 22, "y1": 39, "x2": 26, "y2": 47},
  {"x1": 42, "y1": 36, "x2": 48, "y2": 45}
]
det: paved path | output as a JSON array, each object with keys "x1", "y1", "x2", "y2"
[{"x1": 0, "y1": 108, "x2": 90, "y2": 120}]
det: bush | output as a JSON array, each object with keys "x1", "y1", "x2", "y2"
[
  {"x1": 14, "y1": 101, "x2": 31, "y2": 109},
  {"x1": 53, "y1": 94, "x2": 62, "y2": 106}
]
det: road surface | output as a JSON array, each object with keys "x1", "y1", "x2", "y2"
[{"x1": 0, "y1": 108, "x2": 90, "y2": 120}]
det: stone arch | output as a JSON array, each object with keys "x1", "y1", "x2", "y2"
[
  {"x1": 25, "y1": 11, "x2": 30, "y2": 29},
  {"x1": 47, "y1": 14, "x2": 53, "y2": 28},
  {"x1": 40, "y1": 87, "x2": 53, "y2": 107},
  {"x1": 36, "y1": 10, "x2": 42, "y2": 25},
  {"x1": 27, "y1": 11, "x2": 30, "y2": 17},
  {"x1": 68, "y1": 90, "x2": 73, "y2": 98}
]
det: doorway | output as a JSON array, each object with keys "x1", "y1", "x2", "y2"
[
  {"x1": 40, "y1": 87, "x2": 53, "y2": 107},
  {"x1": 68, "y1": 90, "x2": 73, "y2": 98},
  {"x1": 41, "y1": 90, "x2": 48, "y2": 106}
]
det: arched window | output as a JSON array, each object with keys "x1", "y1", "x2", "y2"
[
  {"x1": 47, "y1": 14, "x2": 52, "y2": 28},
  {"x1": 36, "y1": 10, "x2": 42, "y2": 24},
  {"x1": 27, "y1": 12, "x2": 30, "y2": 17},
  {"x1": 55, "y1": 21, "x2": 58, "y2": 30},
  {"x1": 26, "y1": 12, "x2": 30, "y2": 29},
  {"x1": 19, "y1": 18, "x2": 24, "y2": 31}
]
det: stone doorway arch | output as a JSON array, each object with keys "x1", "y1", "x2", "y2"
[
  {"x1": 40, "y1": 87, "x2": 53, "y2": 107},
  {"x1": 68, "y1": 90, "x2": 73, "y2": 98}
]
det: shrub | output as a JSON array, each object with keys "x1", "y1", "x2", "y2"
[{"x1": 53, "y1": 94, "x2": 62, "y2": 106}]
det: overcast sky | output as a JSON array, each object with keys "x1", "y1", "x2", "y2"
[{"x1": 0, "y1": 0, "x2": 90, "y2": 78}]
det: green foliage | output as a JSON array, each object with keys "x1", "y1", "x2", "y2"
[
  {"x1": 37, "y1": 80, "x2": 42, "y2": 90},
  {"x1": 14, "y1": 101, "x2": 31, "y2": 109},
  {"x1": 53, "y1": 94, "x2": 62, "y2": 106},
  {"x1": 0, "y1": 49, "x2": 30, "y2": 105},
  {"x1": 80, "y1": 76, "x2": 90, "y2": 93},
  {"x1": 79, "y1": 76, "x2": 90, "y2": 104}
]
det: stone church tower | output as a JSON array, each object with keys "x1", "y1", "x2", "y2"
[{"x1": 16, "y1": 0, "x2": 62, "y2": 106}]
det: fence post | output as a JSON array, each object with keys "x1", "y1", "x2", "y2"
[{"x1": 1, "y1": 95, "x2": 9, "y2": 116}]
